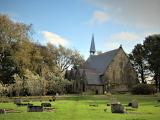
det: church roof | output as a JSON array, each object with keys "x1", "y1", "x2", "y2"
[
  {"x1": 84, "y1": 48, "x2": 119, "y2": 74},
  {"x1": 84, "y1": 69, "x2": 103, "y2": 85}
]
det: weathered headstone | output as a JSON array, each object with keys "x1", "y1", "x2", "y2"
[
  {"x1": 131, "y1": 100, "x2": 138, "y2": 108},
  {"x1": 16, "y1": 103, "x2": 33, "y2": 107},
  {"x1": 41, "y1": 103, "x2": 51, "y2": 107},
  {"x1": 0, "y1": 109, "x2": 6, "y2": 114},
  {"x1": 56, "y1": 93, "x2": 59, "y2": 96},
  {"x1": 28, "y1": 103, "x2": 33, "y2": 106},
  {"x1": 111, "y1": 103, "x2": 125, "y2": 113},
  {"x1": 27, "y1": 106, "x2": 43, "y2": 112},
  {"x1": 16, "y1": 103, "x2": 25, "y2": 106},
  {"x1": 14, "y1": 99, "x2": 22, "y2": 104}
]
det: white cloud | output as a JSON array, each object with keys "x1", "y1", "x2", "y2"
[
  {"x1": 110, "y1": 32, "x2": 140, "y2": 41},
  {"x1": 90, "y1": 10, "x2": 109, "y2": 25},
  {"x1": 104, "y1": 32, "x2": 144, "y2": 53},
  {"x1": 88, "y1": 0, "x2": 160, "y2": 29},
  {"x1": 143, "y1": 31, "x2": 160, "y2": 38},
  {"x1": 104, "y1": 31, "x2": 160, "y2": 53},
  {"x1": 41, "y1": 31, "x2": 69, "y2": 46},
  {"x1": 105, "y1": 42, "x2": 120, "y2": 50}
]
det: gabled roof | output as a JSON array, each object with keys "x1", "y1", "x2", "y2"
[
  {"x1": 84, "y1": 48, "x2": 119, "y2": 74},
  {"x1": 84, "y1": 69, "x2": 103, "y2": 85}
]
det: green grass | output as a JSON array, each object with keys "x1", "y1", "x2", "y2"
[{"x1": 0, "y1": 94, "x2": 160, "y2": 120}]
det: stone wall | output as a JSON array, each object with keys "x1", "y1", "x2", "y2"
[
  {"x1": 104, "y1": 48, "x2": 138, "y2": 92},
  {"x1": 86, "y1": 85, "x2": 104, "y2": 94}
]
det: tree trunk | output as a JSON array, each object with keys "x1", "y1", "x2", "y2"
[
  {"x1": 158, "y1": 75, "x2": 160, "y2": 92},
  {"x1": 141, "y1": 71, "x2": 145, "y2": 84},
  {"x1": 140, "y1": 66, "x2": 145, "y2": 84},
  {"x1": 154, "y1": 74, "x2": 158, "y2": 92}
]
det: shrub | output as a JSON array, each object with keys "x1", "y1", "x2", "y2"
[
  {"x1": 0, "y1": 83, "x2": 8, "y2": 96},
  {"x1": 47, "y1": 73, "x2": 71, "y2": 95},
  {"x1": 24, "y1": 69, "x2": 46, "y2": 96},
  {"x1": 131, "y1": 84, "x2": 156, "y2": 95},
  {"x1": 0, "y1": 83, "x2": 4, "y2": 96}
]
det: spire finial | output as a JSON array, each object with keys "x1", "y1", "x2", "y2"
[
  {"x1": 119, "y1": 44, "x2": 122, "y2": 48},
  {"x1": 90, "y1": 34, "x2": 96, "y2": 55}
]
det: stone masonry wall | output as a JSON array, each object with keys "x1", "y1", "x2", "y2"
[
  {"x1": 104, "y1": 48, "x2": 138, "y2": 92},
  {"x1": 86, "y1": 85, "x2": 104, "y2": 94}
]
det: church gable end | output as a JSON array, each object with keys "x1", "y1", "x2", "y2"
[{"x1": 104, "y1": 47, "x2": 138, "y2": 92}]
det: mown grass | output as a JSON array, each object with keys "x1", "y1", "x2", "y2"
[{"x1": 0, "y1": 94, "x2": 160, "y2": 120}]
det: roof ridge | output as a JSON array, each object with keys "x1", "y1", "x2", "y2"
[
  {"x1": 94, "y1": 48, "x2": 119, "y2": 57},
  {"x1": 84, "y1": 47, "x2": 120, "y2": 75}
]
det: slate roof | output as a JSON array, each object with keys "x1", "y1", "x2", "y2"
[
  {"x1": 84, "y1": 69, "x2": 103, "y2": 85},
  {"x1": 84, "y1": 48, "x2": 119, "y2": 74}
]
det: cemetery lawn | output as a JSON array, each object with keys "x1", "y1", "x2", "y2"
[{"x1": 0, "y1": 94, "x2": 160, "y2": 120}]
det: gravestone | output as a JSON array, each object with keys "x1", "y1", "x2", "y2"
[
  {"x1": 41, "y1": 103, "x2": 51, "y2": 107},
  {"x1": 111, "y1": 103, "x2": 125, "y2": 113},
  {"x1": 28, "y1": 103, "x2": 33, "y2": 106},
  {"x1": 56, "y1": 93, "x2": 59, "y2": 96},
  {"x1": 131, "y1": 100, "x2": 138, "y2": 108},
  {"x1": 16, "y1": 103, "x2": 27, "y2": 106},
  {"x1": 14, "y1": 99, "x2": 22, "y2": 104},
  {"x1": 0, "y1": 109, "x2": 6, "y2": 114},
  {"x1": 27, "y1": 106, "x2": 43, "y2": 112},
  {"x1": 16, "y1": 102, "x2": 33, "y2": 107}
]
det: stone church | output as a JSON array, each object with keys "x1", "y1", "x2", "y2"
[{"x1": 65, "y1": 35, "x2": 138, "y2": 94}]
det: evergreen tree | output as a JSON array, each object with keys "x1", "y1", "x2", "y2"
[
  {"x1": 129, "y1": 44, "x2": 149, "y2": 84},
  {"x1": 143, "y1": 34, "x2": 160, "y2": 91}
]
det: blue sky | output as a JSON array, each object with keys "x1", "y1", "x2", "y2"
[{"x1": 0, "y1": 0, "x2": 160, "y2": 59}]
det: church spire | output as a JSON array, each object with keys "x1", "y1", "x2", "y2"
[{"x1": 90, "y1": 34, "x2": 96, "y2": 55}]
